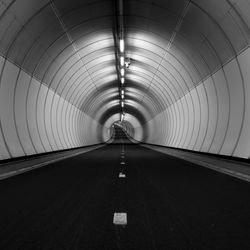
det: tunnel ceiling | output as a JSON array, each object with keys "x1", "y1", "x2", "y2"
[
  {"x1": 0, "y1": 0, "x2": 249, "y2": 128},
  {"x1": 1, "y1": 0, "x2": 250, "y2": 158}
]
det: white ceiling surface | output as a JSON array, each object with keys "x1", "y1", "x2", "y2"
[{"x1": 0, "y1": 0, "x2": 250, "y2": 144}]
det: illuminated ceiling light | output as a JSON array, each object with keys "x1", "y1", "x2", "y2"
[
  {"x1": 120, "y1": 39, "x2": 124, "y2": 53},
  {"x1": 121, "y1": 90, "x2": 124, "y2": 95},
  {"x1": 121, "y1": 94, "x2": 124, "y2": 99},
  {"x1": 121, "y1": 68, "x2": 125, "y2": 77},
  {"x1": 120, "y1": 56, "x2": 124, "y2": 66},
  {"x1": 121, "y1": 77, "x2": 125, "y2": 84},
  {"x1": 121, "y1": 101, "x2": 124, "y2": 108},
  {"x1": 121, "y1": 113, "x2": 125, "y2": 122}
]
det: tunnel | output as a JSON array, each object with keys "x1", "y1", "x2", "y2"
[{"x1": 1, "y1": 0, "x2": 250, "y2": 249}]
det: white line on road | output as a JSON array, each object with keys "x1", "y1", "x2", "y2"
[
  {"x1": 113, "y1": 213, "x2": 127, "y2": 225},
  {"x1": 119, "y1": 172, "x2": 126, "y2": 178},
  {"x1": 0, "y1": 146, "x2": 103, "y2": 181}
]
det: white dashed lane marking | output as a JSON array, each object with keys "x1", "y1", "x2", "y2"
[
  {"x1": 119, "y1": 172, "x2": 126, "y2": 178},
  {"x1": 113, "y1": 213, "x2": 127, "y2": 225}
]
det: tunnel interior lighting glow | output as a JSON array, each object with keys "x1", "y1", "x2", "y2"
[
  {"x1": 121, "y1": 90, "x2": 124, "y2": 95},
  {"x1": 121, "y1": 101, "x2": 124, "y2": 108},
  {"x1": 121, "y1": 113, "x2": 125, "y2": 122},
  {"x1": 120, "y1": 39, "x2": 124, "y2": 53},
  {"x1": 1, "y1": 0, "x2": 250, "y2": 160},
  {"x1": 120, "y1": 56, "x2": 124, "y2": 66},
  {"x1": 121, "y1": 94, "x2": 124, "y2": 99},
  {"x1": 121, "y1": 68, "x2": 125, "y2": 76}
]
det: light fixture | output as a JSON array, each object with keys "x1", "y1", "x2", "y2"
[
  {"x1": 121, "y1": 90, "x2": 124, "y2": 95},
  {"x1": 125, "y1": 58, "x2": 131, "y2": 68},
  {"x1": 121, "y1": 77, "x2": 125, "y2": 84},
  {"x1": 120, "y1": 39, "x2": 124, "y2": 53},
  {"x1": 121, "y1": 68, "x2": 125, "y2": 76},
  {"x1": 120, "y1": 56, "x2": 124, "y2": 66},
  {"x1": 121, "y1": 113, "x2": 125, "y2": 122},
  {"x1": 121, "y1": 101, "x2": 124, "y2": 108},
  {"x1": 121, "y1": 94, "x2": 124, "y2": 99}
]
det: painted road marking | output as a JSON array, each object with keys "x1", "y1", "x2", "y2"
[
  {"x1": 0, "y1": 145, "x2": 103, "y2": 181},
  {"x1": 120, "y1": 162, "x2": 125, "y2": 165},
  {"x1": 119, "y1": 172, "x2": 126, "y2": 178},
  {"x1": 113, "y1": 213, "x2": 127, "y2": 225}
]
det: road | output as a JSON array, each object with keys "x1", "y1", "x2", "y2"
[{"x1": 0, "y1": 127, "x2": 250, "y2": 249}]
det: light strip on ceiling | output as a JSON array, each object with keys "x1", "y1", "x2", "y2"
[
  {"x1": 120, "y1": 56, "x2": 124, "y2": 66},
  {"x1": 120, "y1": 39, "x2": 124, "y2": 53},
  {"x1": 121, "y1": 68, "x2": 125, "y2": 77}
]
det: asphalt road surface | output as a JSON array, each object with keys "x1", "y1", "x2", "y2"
[{"x1": 0, "y1": 127, "x2": 250, "y2": 249}]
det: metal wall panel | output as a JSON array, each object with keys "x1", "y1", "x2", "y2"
[
  {"x1": 15, "y1": 70, "x2": 36, "y2": 155},
  {"x1": 234, "y1": 47, "x2": 250, "y2": 158},
  {"x1": 220, "y1": 59, "x2": 244, "y2": 156},
  {"x1": 143, "y1": 47, "x2": 250, "y2": 159},
  {"x1": 193, "y1": 84, "x2": 208, "y2": 151},
  {"x1": 0, "y1": 60, "x2": 24, "y2": 157},
  {"x1": 0, "y1": 56, "x2": 106, "y2": 159}
]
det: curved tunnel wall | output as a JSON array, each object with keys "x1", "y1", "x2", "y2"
[
  {"x1": 127, "y1": 0, "x2": 250, "y2": 159},
  {"x1": 0, "y1": 0, "x2": 115, "y2": 160},
  {"x1": 143, "y1": 47, "x2": 250, "y2": 158},
  {"x1": 0, "y1": 56, "x2": 108, "y2": 160},
  {"x1": 1, "y1": 0, "x2": 250, "y2": 160}
]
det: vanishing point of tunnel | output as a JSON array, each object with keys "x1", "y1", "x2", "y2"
[{"x1": 1, "y1": 0, "x2": 250, "y2": 249}]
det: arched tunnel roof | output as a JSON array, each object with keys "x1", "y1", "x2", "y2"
[{"x1": 0, "y1": 0, "x2": 250, "y2": 159}]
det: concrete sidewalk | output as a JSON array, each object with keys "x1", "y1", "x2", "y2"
[
  {"x1": 0, "y1": 145, "x2": 103, "y2": 181},
  {"x1": 143, "y1": 144, "x2": 250, "y2": 182}
]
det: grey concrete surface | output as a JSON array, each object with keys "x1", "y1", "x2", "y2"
[
  {"x1": 0, "y1": 145, "x2": 104, "y2": 180},
  {"x1": 144, "y1": 145, "x2": 250, "y2": 182}
]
